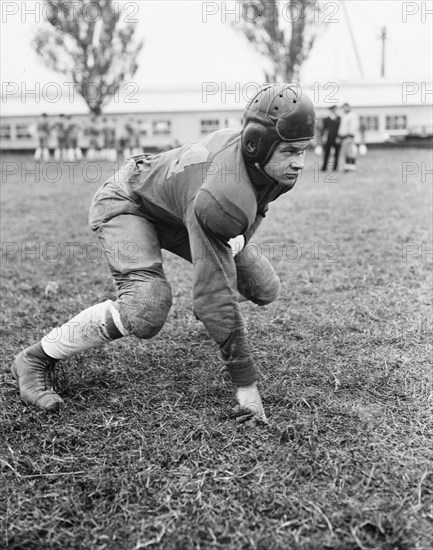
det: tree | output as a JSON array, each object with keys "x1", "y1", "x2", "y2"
[
  {"x1": 33, "y1": 0, "x2": 144, "y2": 115},
  {"x1": 234, "y1": 0, "x2": 323, "y2": 82}
]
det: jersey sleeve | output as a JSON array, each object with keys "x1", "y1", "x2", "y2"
[
  {"x1": 185, "y1": 195, "x2": 258, "y2": 387},
  {"x1": 192, "y1": 187, "x2": 249, "y2": 241},
  {"x1": 243, "y1": 206, "x2": 268, "y2": 244}
]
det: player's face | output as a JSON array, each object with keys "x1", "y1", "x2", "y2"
[{"x1": 262, "y1": 140, "x2": 310, "y2": 188}]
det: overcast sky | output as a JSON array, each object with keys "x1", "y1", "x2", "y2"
[{"x1": 1, "y1": 0, "x2": 432, "y2": 90}]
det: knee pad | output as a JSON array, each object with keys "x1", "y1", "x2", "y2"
[
  {"x1": 239, "y1": 273, "x2": 280, "y2": 306},
  {"x1": 236, "y1": 248, "x2": 281, "y2": 306},
  {"x1": 255, "y1": 275, "x2": 280, "y2": 305},
  {"x1": 116, "y1": 278, "x2": 172, "y2": 339}
]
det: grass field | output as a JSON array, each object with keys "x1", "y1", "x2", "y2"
[{"x1": 1, "y1": 149, "x2": 432, "y2": 550}]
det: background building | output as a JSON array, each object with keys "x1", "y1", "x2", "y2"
[{"x1": 1, "y1": 81, "x2": 432, "y2": 152}]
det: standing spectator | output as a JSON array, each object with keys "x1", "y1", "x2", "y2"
[
  {"x1": 66, "y1": 116, "x2": 83, "y2": 161},
  {"x1": 124, "y1": 117, "x2": 140, "y2": 157},
  {"x1": 86, "y1": 115, "x2": 104, "y2": 160},
  {"x1": 358, "y1": 120, "x2": 368, "y2": 157},
  {"x1": 118, "y1": 122, "x2": 129, "y2": 158},
  {"x1": 54, "y1": 114, "x2": 68, "y2": 161},
  {"x1": 102, "y1": 118, "x2": 117, "y2": 161},
  {"x1": 86, "y1": 115, "x2": 97, "y2": 160},
  {"x1": 339, "y1": 103, "x2": 360, "y2": 172},
  {"x1": 95, "y1": 116, "x2": 105, "y2": 160},
  {"x1": 102, "y1": 118, "x2": 111, "y2": 160},
  {"x1": 110, "y1": 118, "x2": 119, "y2": 161},
  {"x1": 34, "y1": 113, "x2": 51, "y2": 161},
  {"x1": 321, "y1": 105, "x2": 341, "y2": 172},
  {"x1": 137, "y1": 120, "x2": 147, "y2": 154},
  {"x1": 131, "y1": 119, "x2": 142, "y2": 155}
]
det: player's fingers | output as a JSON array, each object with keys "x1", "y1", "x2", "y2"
[
  {"x1": 231, "y1": 406, "x2": 269, "y2": 425},
  {"x1": 231, "y1": 406, "x2": 254, "y2": 421},
  {"x1": 238, "y1": 414, "x2": 270, "y2": 427}
]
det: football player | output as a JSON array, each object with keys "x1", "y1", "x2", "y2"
[
  {"x1": 34, "y1": 113, "x2": 51, "y2": 161},
  {"x1": 12, "y1": 84, "x2": 316, "y2": 424}
]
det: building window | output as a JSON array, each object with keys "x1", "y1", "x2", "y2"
[
  {"x1": 153, "y1": 120, "x2": 171, "y2": 136},
  {"x1": 386, "y1": 115, "x2": 407, "y2": 130},
  {"x1": 137, "y1": 121, "x2": 150, "y2": 137},
  {"x1": 359, "y1": 115, "x2": 379, "y2": 131},
  {"x1": 16, "y1": 124, "x2": 32, "y2": 140},
  {"x1": 1, "y1": 125, "x2": 11, "y2": 140},
  {"x1": 201, "y1": 119, "x2": 220, "y2": 135},
  {"x1": 225, "y1": 117, "x2": 242, "y2": 130}
]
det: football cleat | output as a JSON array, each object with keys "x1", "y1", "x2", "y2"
[{"x1": 11, "y1": 342, "x2": 64, "y2": 412}]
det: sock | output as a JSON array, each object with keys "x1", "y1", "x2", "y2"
[{"x1": 41, "y1": 300, "x2": 129, "y2": 360}]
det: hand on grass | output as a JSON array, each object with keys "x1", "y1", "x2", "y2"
[{"x1": 234, "y1": 382, "x2": 269, "y2": 425}]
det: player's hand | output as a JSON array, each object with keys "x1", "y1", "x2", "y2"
[
  {"x1": 228, "y1": 235, "x2": 245, "y2": 256},
  {"x1": 234, "y1": 382, "x2": 269, "y2": 425}
]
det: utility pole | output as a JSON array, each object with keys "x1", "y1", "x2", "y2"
[{"x1": 380, "y1": 26, "x2": 387, "y2": 78}]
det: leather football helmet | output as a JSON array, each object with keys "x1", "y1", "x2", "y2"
[{"x1": 241, "y1": 83, "x2": 316, "y2": 166}]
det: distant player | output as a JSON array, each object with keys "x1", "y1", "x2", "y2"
[
  {"x1": 124, "y1": 117, "x2": 141, "y2": 157},
  {"x1": 65, "y1": 115, "x2": 83, "y2": 162},
  {"x1": 111, "y1": 119, "x2": 119, "y2": 158},
  {"x1": 339, "y1": 103, "x2": 360, "y2": 172},
  {"x1": 54, "y1": 114, "x2": 68, "y2": 161},
  {"x1": 11, "y1": 84, "x2": 316, "y2": 424},
  {"x1": 34, "y1": 113, "x2": 51, "y2": 161},
  {"x1": 102, "y1": 118, "x2": 118, "y2": 161},
  {"x1": 137, "y1": 120, "x2": 147, "y2": 154},
  {"x1": 86, "y1": 115, "x2": 104, "y2": 160}
]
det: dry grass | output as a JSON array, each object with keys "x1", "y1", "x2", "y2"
[{"x1": 1, "y1": 148, "x2": 432, "y2": 549}]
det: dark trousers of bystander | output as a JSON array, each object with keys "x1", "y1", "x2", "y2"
[{"x1": 322, "y1": 140, "x2": 341, "y2": 171}]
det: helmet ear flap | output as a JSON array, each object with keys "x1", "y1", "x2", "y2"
[{"x1": 241, "y1": 122, "x2": 275, "y2": 165}]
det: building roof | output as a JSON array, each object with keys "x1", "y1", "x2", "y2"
[{"x1": 1, "y1": 81, "x2": 431, "y2": 118}]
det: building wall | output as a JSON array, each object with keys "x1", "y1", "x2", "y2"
[
  {"x1": 0, "y1": 111, "x2": 244, "y2": 151},
  {"x1": 0, "y1": 104, "x2": 431, "y2": 151}
]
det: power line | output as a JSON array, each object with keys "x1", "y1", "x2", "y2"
[{"x1": 341, "y1": 0, "x2": 365, "y2": 79}]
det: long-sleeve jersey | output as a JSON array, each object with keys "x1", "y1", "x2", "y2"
[
  {"x1": 37, "y1": 121, "x2": 51, "y2": 138},
  {"x1": 90, "y1": 129, "x2": 291, "y2": 385}
]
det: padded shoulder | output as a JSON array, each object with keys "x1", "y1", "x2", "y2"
[
  {"x1": 193, "y1": 188, "x2": 249, "y2": 240},
  {"x1": 195, "y1": 139, "x2": 257, "y2": 239}
]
